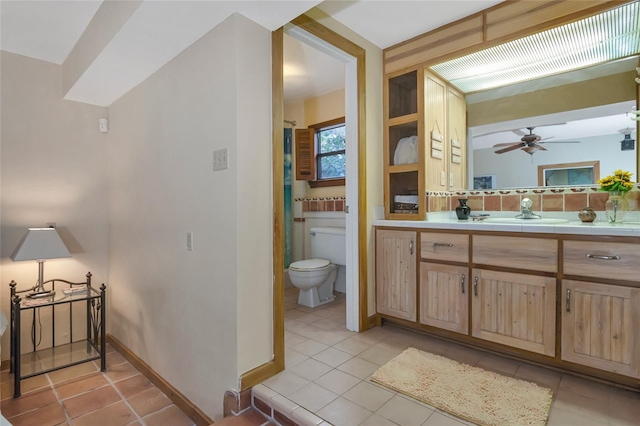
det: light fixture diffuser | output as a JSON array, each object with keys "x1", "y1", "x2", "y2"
[{"x1": 430, "y1": 2, "x2": 640, "y2": 93}]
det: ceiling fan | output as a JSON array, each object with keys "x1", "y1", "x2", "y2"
[{"x1": 493, "y1": 126, "x2": 579, "y2": 155}]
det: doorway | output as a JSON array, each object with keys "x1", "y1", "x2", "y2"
[{"x1": 273, "y1": 16, "x2": 368, "y2": 375}]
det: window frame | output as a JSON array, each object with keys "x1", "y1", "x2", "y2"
[{"x1": 308, "y1": 117, "x2": 346, "y2": 188}]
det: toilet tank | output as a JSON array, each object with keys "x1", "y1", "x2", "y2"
[{"x1": 310, "y1": 227, "x2": 346, "y2": 266}]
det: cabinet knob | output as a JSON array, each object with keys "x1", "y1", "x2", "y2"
[
  {"x1": 409, "y1": 238, "x2": 414, "y2": 255},
  {"x1": 566, "y1": 289, "x2": 571, "y2": 313},
  {"x1": 461, "y1": 274, "x2": 466, "y2": 295}
]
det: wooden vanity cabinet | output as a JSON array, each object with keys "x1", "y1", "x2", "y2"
[
  {"x1": 418, "y1": 232, "x2": 469, "y2": 334},
  {"x1": 561, "y1": 239, "x2": 640, "y2": 378},
  {"x1": 471, "y1": 268, "x2": 556, "y2": 356},
  {"x1": 376, "y1": 229, "x2": 417, "y2": 321},
  {"x1": 561, "y1": 280, "x2": 640, "y2": 379},
  {"x1": 420, "y1": 262, "x2": 468, "y2": 334},
  {"x1": 471, "y1": 235, "x2": 557, "y2": 356}
]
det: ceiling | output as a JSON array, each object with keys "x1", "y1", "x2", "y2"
[{"x1": 0, "y1": 0, "x2": 503, "y2": 106}]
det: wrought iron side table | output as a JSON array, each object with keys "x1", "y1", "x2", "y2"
[{"x1": 9, "y1": 272, "x2": 106, "y2": 397}]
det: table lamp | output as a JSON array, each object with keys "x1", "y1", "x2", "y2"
[{"x1": 11, "y1": 227, "x2": 71, "y2": 298}]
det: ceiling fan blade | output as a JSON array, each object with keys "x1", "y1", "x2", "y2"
[
  {"x1": 495, "y1": 143, "x2": 525, "y2": 154},
  {"x1": 493, "y1": 141, "x2": 523, "y2": 147}
]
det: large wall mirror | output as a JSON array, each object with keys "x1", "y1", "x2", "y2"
[
  {"x1": 435, "y1": 2, "x2": 639, "y2": 191},
  {"x1": 466, "y1": 59, "x2": 637, "y2": 190}
]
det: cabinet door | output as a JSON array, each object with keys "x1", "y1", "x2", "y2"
[
  {"x1": 562, "y1": 280, "x2": 640, "y2": 378},
  {"x1": 447, "y1": 86, "x2": 466, "y2": 190},
  {"x1": 376, "y1": 230, "x2": 417, "y2": 321},
  {"x1": 472, "y1": 269, "x2": 556, "y2": 356},
  {"x1": 424, "y1": 71, "x2": 447, "y2": 191},
  {"x1": 420, "y1": 263, "x2": 468, "y2": 334}
]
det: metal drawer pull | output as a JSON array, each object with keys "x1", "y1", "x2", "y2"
[
  {"x1": 473, "y1": 276, "x2": 478, "y2": 298},
  {"x1": 410, "y1": 238, "x2": 414, "y2": 255},
  {"x1": 461, "y1": 274, "x2": 466, "y2": 295},
  {"x1": 566, "y1": 289, "x2": 571, "y2": 313},
  {"x1": 585, "y1": 254, "x2": 620, "y2": 261},
  {"x1": 433, "y1": 242, "x2": 454, "y2": 248}
]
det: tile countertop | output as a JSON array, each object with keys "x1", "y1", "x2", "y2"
[{"x1": 373, "y1": 212, "x2": 640, "y2": 237}]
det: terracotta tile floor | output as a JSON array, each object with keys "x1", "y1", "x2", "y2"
[
  {"x1": 257, "y1": 287, "x2": 640, "y2": 426},
  {"x1": 1, "y1": 343, "x2": 195, "y2": 426}
]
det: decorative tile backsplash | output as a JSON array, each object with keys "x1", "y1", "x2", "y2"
[
  {"x1": 427, "y1": 186, "x2": 640, "y2": 214},
  {"x1": 297, "y1": 196, "x2": 346, "y2": 212}
]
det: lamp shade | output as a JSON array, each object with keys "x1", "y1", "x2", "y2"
[{"x1": 11, "y1": 228, "x2": 71, "y2": 261}]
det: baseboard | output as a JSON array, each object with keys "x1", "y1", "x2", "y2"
[
  {"x1": 107, "y1": 334, "x2": 213, "y2": 426},
  {"x1": 368, "y1": 314, "x2": 380, "y2": 329},
  {"x1": 239, "y1": 360, "x2": 282, "y2": 391}
]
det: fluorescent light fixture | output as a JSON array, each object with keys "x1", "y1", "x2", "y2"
[
  {"x1": 430, "y1": 2, "x2": 640, "y2": 93},
  {"x1": 11, "y1": 227, "x2": 71, "y2": 298}
]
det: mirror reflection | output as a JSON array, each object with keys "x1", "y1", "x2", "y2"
[{"x1": 467, "y1": 57, "x2": 638, "y2": 190}]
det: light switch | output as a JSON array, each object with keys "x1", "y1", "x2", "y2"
[
  {"x1": 187, "y1": 232, "x2": 193, "y2": 251},
  {"x1": 212, "y1": 148, "x2": 228, "y2": 171}
]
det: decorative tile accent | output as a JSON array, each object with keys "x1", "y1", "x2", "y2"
[
  {"x1": 300, "y1": 197, "x2": 346, "y2": 212},
  {"x1": 501, "y1": 195, "x2": 521, "y2": 212},
  {"x1": 542, "y1": 194, "x2": 563, "y2": 211},
  {"x1": 423, "y1": 186, "x2": 639, "y2": 214},
  {"x1": 564, "y1": 193, "x2": 588, "y2": 211}
]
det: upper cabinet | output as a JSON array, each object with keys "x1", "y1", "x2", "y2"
[{"x1": 383, "y1": 68, "x2": 466, "y2": 220}]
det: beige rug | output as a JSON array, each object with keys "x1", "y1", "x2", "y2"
[{"x1": 371, "y1": 348, "x2": 553, "y2": 426}]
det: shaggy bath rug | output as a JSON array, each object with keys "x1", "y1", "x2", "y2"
[{"x1": 371, "y1": 347, "x2": 553, "y2": 426}]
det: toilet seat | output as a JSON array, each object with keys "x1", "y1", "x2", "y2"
[{"x1": 289, "y1": 259, "x2": 330, "y2": 271}]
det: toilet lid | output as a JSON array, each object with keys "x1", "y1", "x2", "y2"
[{"x1": 289, "y1": 259, "x2": 330, "y2": 271}]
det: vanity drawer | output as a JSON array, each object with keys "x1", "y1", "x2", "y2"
[
  {"x1": 420, "y1": 232, "x2": 469, "y2": 263},
  {"x1": 563, "y1": 240, "x2": 640, "y2": 282},
  {"x1": 473, "y1": 235, "x2": 557, "y2": 273}
]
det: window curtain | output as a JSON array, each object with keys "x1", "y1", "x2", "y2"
[{"x1": 284, "y1": 128, "x2": 293, "y2": 268}]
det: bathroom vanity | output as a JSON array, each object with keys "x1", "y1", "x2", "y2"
[{"x1": 374, "y1": 219, "x2": 640, "y2": 389}]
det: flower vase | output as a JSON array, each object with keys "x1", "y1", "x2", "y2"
[
  {"x1": 455, "y1": 198, "x2": 471, "y2": 220},
  {"x1": 605, "y1": 191, "x2": 629, "y2": 223}
]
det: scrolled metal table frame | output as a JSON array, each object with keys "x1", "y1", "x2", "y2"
[{"x1": 9, "y1": 272, "x2": 106, "y2": 398}]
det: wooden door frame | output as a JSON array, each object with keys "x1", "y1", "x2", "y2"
[{"x1": 240, "y1": 15, "x2": 368, "y2": 390}]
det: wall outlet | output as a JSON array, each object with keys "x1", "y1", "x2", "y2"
[
  {"x1": 186, "y1": 232, "x2": 193, "y2": 251},
  {"x1": 212, "y1": 148, "x2": 228, "y2": 171},
  {"x1": 99, "y1": 118, "x2": 109, "y2": 133}
]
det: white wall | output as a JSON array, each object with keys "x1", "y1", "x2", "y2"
[
  {"x1": 107, "y1": 15, "x2": 271, "y2": 420},
  {"x1": 0, "y1": 51, "x2": 110, "y2": 356},
  {"x1": 473, "y1": 134, "x2": 636, "y2": 188}
]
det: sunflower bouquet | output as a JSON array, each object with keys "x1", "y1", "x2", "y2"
[{"x1": 598, "y1": 169, "x2": 635, "y2": 193}]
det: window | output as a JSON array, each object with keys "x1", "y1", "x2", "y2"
[
  {"x1": 316, "y1": 121, "x2": 346, "y2": 180},
  {"x1": 295, "y1": 117, "x2": 346, "y2": 187}
]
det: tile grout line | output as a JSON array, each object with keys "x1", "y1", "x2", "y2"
[
  {"x1": 100, "y1": 365, "x2": 147, "y2": 426},
  {"x1": 46, "y1": 372, "x2": 73, "y2": 425}
]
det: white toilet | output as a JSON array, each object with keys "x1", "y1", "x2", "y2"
[{"x1": 288, "y1": 227, "x2": 345, "y2": 308}]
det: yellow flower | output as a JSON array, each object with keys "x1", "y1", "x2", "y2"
[{"x1": 599, "y1": 169, "x2": 635, "y2": 193}]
